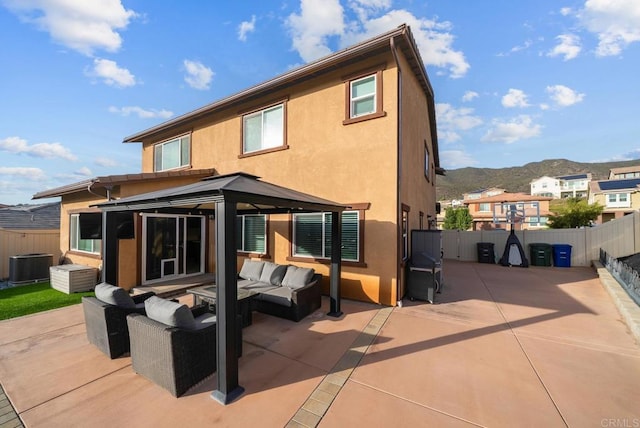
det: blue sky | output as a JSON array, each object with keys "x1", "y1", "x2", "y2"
[{"x1": 1, "y1": 0, "x2": 639, "y2": 205}]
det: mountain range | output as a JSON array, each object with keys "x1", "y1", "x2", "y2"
[{"x1": 436, "y1": 158, "x2": 640, "y2": 201}]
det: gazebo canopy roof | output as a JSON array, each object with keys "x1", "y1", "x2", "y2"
[{"x1": 95, "y1": 172, "x2": 347, "y2": 214}]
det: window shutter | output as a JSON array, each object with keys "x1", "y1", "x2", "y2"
[{"x1": 294, "y1": 214, "x2": 323, "y2": 257}]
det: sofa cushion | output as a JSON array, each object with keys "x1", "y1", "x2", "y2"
[
  {"x1": 239, "y1": 260, "x2": 265, "y2": 281},
  {"x1": 238, "y1": 279, "x2": 280, "y2": 294},
  {"x1": 258, "y1": 287, "x2": 293, "y2": 307},
  {"x1": 282, "y1": 266, "x2": 315, "y2": 289},
  {"x1": 94, "y1": 282, "x2": 136, "y2": 309},
  {"x1": 259, "y1": 262, "x2": 288, "y2": 286},
  {"x1": 193, "y1": 313, "x2": 216, "y2": 331},
  {"x1": 145, "y1": 296, "x2": 196, "y2": 330}
]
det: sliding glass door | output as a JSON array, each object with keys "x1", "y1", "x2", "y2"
[{"x1": 142, "y1": 214, "x2": 204, "y2": 283}]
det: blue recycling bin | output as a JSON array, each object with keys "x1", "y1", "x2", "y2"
[{"x1": 552, "y1": 244, "x2": 572, "y2": 267}]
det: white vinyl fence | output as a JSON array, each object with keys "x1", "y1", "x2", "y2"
[{"x1": 442, "y1": 211, "x2": 640, "y2": 267}]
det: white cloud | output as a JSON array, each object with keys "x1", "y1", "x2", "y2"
[
  {"x1": 0, "y1": 136, "x2": 77, "y2": 161},
  {"x1": 501, "y1": 89, "x2": 530, "y2": 108},
  {"x1": 440, "y1": 150, "x2": 478, "y2": 168},
  {"x1": 560, "y1": 7, "x2": 573, "y2": 16},
  {"x1": 482, "y1": 115, "x2": 541, "y2": 144},
  {"x1": 0, "y1": 167, "x2": 46, "y2": 181},
  {"x1": 546, "y1": 84, "x2": 585, "y2": 107},
  {"x1": 74, "y1": 166, "x2": 92, "y2": 177},
  {"x1": 183, "y1": 59, "x2": 214, "y2": 90},
  {"x1": 436, "y1": 103, "x2": 483, "y2": 143},
  {"x1": 547, "y1": 34, "x2": 581, "y2": 60},
  {"x1": 539, "y1": 103, "x2": 550, "y2": 110},
  {"x1": 286, "y1": 0, "x2": 345, "y2": 62},
  {"x1": 347, "y1": 10, "x2": 470, "y2": 78},
  {"x1": 108, "y1": 106, "x2": 173, "y2": 119},
  {"x1": 89, "y1": 58, "x2": 136, "y2": 87},
  {"x1": 95, "y1": 157, "x2": 119, "y2": 167},
  {"x1": 286, "y1": 1, "x2": 469, "y2": 78},
  {"x1": 238, "y1": 15, "x2": 256, "y2": 41},
  {"x1": 579, "y1": 0, "x2": 640, "y2": 56},
  {"x1": 462, "y1": 91, "x2": 478, "y2": 102},
  {"x1": 2, "y1": 0, "x2": 137, "y2": 56}
]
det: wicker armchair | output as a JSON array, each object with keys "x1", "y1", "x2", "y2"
[
  {"x1": 82, "y1": 291, "x2": 155, "y2": 359},
  {"x1": 126, "y1": 305, "x2": 217, "y2": 397}
]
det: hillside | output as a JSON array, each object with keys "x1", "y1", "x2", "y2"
[{"x1": 436, "y1": 158, "x2": 640, "y2": 201}]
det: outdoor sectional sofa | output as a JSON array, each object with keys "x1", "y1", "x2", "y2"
[{"x1": 237, "y1": 260, "x2": 321, "y2": 322}]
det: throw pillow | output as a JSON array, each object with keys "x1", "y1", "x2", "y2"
[
  {"x1": 144, "y1": 296, "x2": 196, "y2": 330},
  {"x1": 94, "y1": 282, "x2": 135, "y2": 309},
  {"x1": 239, "y1": 259, "x2": 265, "y2": 281},
  {"x1": 282, "y1": 266, "x2": 315, "y2": 289},
  {"x1": 259, "y1": 262, "x2": 288, "y2": 286}
]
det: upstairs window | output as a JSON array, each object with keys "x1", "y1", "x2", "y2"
[
  {"x1": 154, "y1": 135, "x2": 190, "y2": 172},
  {"x1": 479, "y1": 203, "x2": 491, "y2": 212},
  {"x1": 242, "y1": 103, "x2": 285, "y2": 154},
  {"x1": 607, "y1": 193, "x2": 631, "y2": 208},
  {"x1": 344, "y1": 69, "x2": 384, "y2": 124}
]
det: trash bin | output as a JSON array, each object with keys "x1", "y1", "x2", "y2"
[
  {"x1": 552, "y1": 244, "x2": 572, "y2": 267},
  {"x1": 529, "y1": 243, "x2": 552, "y2": 266},
  {"x1": 477, "y1": 242, "x2": 495, "y2": 264}
]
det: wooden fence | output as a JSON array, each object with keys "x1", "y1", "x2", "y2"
[
  {"x1": 0, "y1": 229, "x2": 61, "y2": 280},
  {"x1": 442, "y1": 211, "x2": 640, "y2": 267}
]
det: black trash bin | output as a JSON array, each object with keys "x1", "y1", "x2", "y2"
[
  {"x1": 477, "y1": 242, "x2": 495, "y2": 264},
  {"x1": 529, "y1": 243, "x2": 552, "y2": 266}
]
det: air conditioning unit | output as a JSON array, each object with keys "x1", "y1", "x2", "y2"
[{"x1": 50, "y1": 264, "x2": 98, "y2": 294}]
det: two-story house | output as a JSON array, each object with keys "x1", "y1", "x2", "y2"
[
  {"x1": 33, "y1": 25, "x2": 442, "y2": 307},
  {"x1": 462, "y1": 187, "x2": 505, "y2": 201},
  {"x1": 589, "y1": 166, "x2": 640, "y2": 223},
  {"x1": 530, "y1": 174, "x2": 591, "y2": 199},
  {"x1": 464, "y1": 193, "x2": 552, "y2": 230}
]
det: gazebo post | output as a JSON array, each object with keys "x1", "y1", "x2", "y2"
[
  {"x1": 101, "y1": 211, "x2": 118, "y2": 285},
  {"x1": 328, "y1": 210, "x2": 343, "y2": 317},
  {"x1": 211, "y1": 200, "x2": 244, "y2": 405}
]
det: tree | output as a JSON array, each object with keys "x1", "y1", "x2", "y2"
[
  {"x1": 547, "y1": 197, "x2": 603, "y2": 229},
  {"x1": 443, "y1": 207, "x2": 473, "y2": 230}
]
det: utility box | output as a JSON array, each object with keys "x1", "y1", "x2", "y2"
[
  {"x1": 477, "y1": 242, "x2": 495, "y2": 264},
  {"x1": 50, "y1": 264, "x2": 98, "y2": 294},
  {"x1": 8, "y1": 254, "x2": 53, "y2": 285}
]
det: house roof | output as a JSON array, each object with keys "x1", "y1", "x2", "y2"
[
  {"x1": 120, "y1": 24, "x2": 441, "y2": 173},
  {"x1": 463, "y1": 192, "x2": 552, "y2": 204},
  {"x1": 95, "y1": 172, "x2": 347, "y2": 214},
  {"x1": 609, "y1": 166, "x2": 640, "y2": 175},
  {"x1": 0, "y1": 202, "x2": 60, "y2": 230},
  {"x1": 32, "y1": 168, "x2": 217, "y2": 200},
  {"x1": 592, "y1": 178, "x2": 640, "y2": 192}
]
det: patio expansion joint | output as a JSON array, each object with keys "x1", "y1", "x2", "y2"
[
  {"x1": 286, "y1": 306, "x2": 394, "y2": 428},
  {"x1": 0, "y1": 322, "x2": 85, "y2": 347},
  {"x1": 473, "y1": 265, "x2": 570, "y2": 428}
]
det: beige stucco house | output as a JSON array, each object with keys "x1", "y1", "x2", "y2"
[
  {"x1": 33, "y1": 25, "x2": 442, "y2": 307},
  {"x1": 463, "y1": 193, "x2": 552, "y2": 231},
  {"x1": 589, "y1": 166, "x2": 640, "y2": 223}
]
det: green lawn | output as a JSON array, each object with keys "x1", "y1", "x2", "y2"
[{"x1": 0, "y1": 282, "x2": 94, "y2": 321}]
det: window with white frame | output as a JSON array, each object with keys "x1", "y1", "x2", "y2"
[
  {"x1": 236, "y1": 214, "x2": 266, "y2": 254},
  {"x1": 293, "y1": 211, "x2": 359, "y2": 262},
  {"x1": 424, "y1": 144, "x2": 430, "y2": 181},
  {"x1": 154, "y1": 135, "x2": 190, "y2": 172},
  {"x1": 243, "y1": 104, "x2": 284, "y2": 154},
  {"x1": 606, "y1": 193, "x2": 631, "y2": 208},
  {"x1": 479, "y1": 203, "x2": 491, "y2": 212},
  {"x1": 70, "y1": 214, "x2": 101, "y2": 254},
  {"x1": 350, "y1": 74, "x2": 377, "y2": 118}
]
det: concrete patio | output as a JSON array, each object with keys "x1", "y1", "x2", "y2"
[{"x1": 1, "y1": 260, "x2": 639, "y2": 427}]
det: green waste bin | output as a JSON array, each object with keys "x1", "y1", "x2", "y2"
[{"x1": 529, "y1": 243, "x2": 552, "y2": 266}]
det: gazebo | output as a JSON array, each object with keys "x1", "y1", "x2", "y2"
[{"x1": 95, "y1": 172, "x2": 347, "y2": 404}]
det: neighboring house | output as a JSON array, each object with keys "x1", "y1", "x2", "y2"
[
  {"x1": 33, "y1": 25, "x2": 442, "y2": 307},
  {"x1": 462, "y1": 188, "x2": 505, "y2": 201},
  {"x1": 0, "y1": 203, "x2": 62, "y2": 279},
  {"x1": 609, "y1": 166, "x2": 640, "y2": 179},
  {"x1": 530, "y1": 173, "x2": 591, "y2": 199},
  {"x1": 464, "y1": 193, "x2": 552, "y2": 231},
  {"x1": 589, "y1": 174, "x2": 640, "y2": 224}
]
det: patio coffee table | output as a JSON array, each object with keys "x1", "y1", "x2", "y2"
[{"x1": 188, "y1": 285, "x2": 258, "y2": 327}]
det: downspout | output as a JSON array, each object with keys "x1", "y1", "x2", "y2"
[{"x1": 390, "y1": 34, "x2": 403, "y2": 307}]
